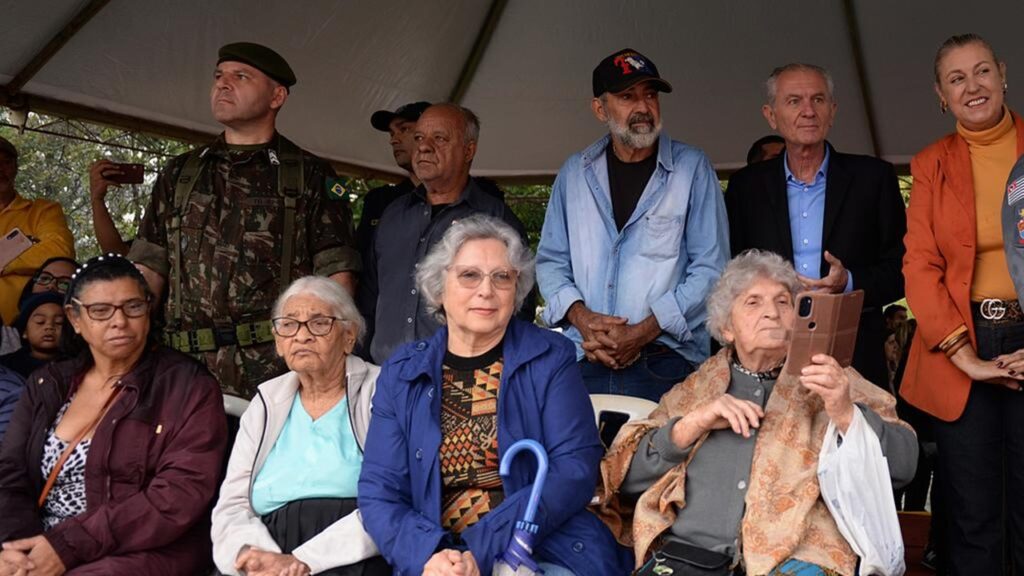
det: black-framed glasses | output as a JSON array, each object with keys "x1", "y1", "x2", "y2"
[
  {"x1": 70, "y1": 297, "x2": 150, "y2": 321},
  {"x1": 272, "y1": 316, "x2": 345, "y2": 337},
  {"x1": 36, "y1": 272, "x2": 72, "y2": 294},
  {"x1": 449, "y1": 266, "x2": 518, "y2": 290}
]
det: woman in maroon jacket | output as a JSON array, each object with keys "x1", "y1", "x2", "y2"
[{"x1": 0, "y1": 254, "x2": 226, "y2": 575}]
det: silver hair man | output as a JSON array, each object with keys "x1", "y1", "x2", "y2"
[{"x1": 764, "y1": 63, "x2": 835, "y2": 104}]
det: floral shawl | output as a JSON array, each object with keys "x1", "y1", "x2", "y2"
[{"x1": 593, "y1": 349, "x2": 912, "y2": 576}]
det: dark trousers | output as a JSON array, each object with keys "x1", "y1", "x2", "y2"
[
  {"x1": 931, "y1": 318, "x2": 1024, "y2": 575},
  {"x1": 579, "y1": 344, "x2": 694, "y2": 402}
]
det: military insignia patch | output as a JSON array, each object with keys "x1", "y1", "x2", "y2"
[
  {"x1": 326, "y1": 177, "x2": 349, "y2": 201},
  {"x1": 1017, "y1": 208, "x2": 1024, "y2": 245}
]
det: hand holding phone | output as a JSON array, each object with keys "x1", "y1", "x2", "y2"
[
  {"x1": 0, "y1": 228, "x2": 35, "y2": 271},
  {"x1": 106, "y1": 163, "x2": 144, "y2": 184},
  {"x1": 784, "y1": 290, "x2": 864, "y2": 375}
]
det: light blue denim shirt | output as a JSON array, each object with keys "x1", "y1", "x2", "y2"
[{"x1": 537, "y1": 134, "x2": 729, "y2": 365}]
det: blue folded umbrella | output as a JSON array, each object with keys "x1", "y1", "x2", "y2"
[{"x1": 494, "y1": 439, "x2": 549, "y2": 576}]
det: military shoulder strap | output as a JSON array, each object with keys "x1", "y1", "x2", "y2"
[
  {"x1": 168, "y1": 147, "x2": 208, "y2": 326},
  {"x1": 276, "y1": 137, "x2": 303, "y2": 289}
]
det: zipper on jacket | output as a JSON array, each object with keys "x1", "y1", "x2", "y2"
[{"x1": 248, "y1": 390, "x2": 269, "y2": 503}]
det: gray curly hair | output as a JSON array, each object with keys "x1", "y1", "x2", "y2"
[
  {"x1": 273, "y1": 275, "x2": 366, "y2": 344},
  {"x1": 415, "y1": 214, "x2": 535, "y2": 324},
  {"x1": 706, "y1": 250, "x2": 801, "y2": 346}
]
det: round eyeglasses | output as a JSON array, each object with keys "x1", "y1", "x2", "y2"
[
  {"x1": 71, "y1": 297, "x2": 150, "y2": 321},
  {"x1": 271, "y1": 316, "x2": 345, "y2": 337}
]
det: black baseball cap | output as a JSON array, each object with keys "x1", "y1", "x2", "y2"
[
  {"x1": 370, "y1": 101, "x2": 432, "y2": 132},
  {"x1": 592, "y1": 48, "x2": 673, "y2": 98},
  {"x1": 218, "y1": 42, "x2": 297, "y2": 88}
]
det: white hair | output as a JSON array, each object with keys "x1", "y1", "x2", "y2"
[
  {"x1": 764, "y1": 63, "x2": 835, "y2": 104},
  {"x1": 706, "y1": 250, "x2": 801, "y2": 346},
  {"x1": 415, "y1": 214, "x2": 535, "y2": 324},
  {"x1": 272, "y1": 275, "x2": 366, "y2": 343}
]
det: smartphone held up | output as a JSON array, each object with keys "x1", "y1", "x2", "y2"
[{"x1": 784, "y1": 290, "x2": 864, "y2": 375}]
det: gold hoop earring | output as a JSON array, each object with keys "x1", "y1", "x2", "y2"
[{"x1": 940, "y1": 100, "x2": 948, "y2": 115}]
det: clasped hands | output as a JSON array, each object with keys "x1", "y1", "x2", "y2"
[
  {"x1": 235, "y1": 546, "x2": 310, "y2": 576},
  {"x1": 568, "y1": 302, "x2": 659, "y2": 370},
  {"x1": 0, "y1": 536, "x2": 64, "y2": 576}
]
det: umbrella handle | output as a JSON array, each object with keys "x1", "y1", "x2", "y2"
[{"x1": 499, "y1": 439, "x2": 549, "y2": 525}]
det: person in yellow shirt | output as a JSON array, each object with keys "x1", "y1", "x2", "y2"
[{"x1": 0, "y1": 136, "x2": 75, "y2": 324}]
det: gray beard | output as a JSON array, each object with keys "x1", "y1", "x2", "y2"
[{"x1": 607, "y1": 118, "x2": 661, "y2": 150}]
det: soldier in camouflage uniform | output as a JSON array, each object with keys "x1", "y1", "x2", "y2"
[{"x1": 129, "y1": 43, "x2": 359, "y2": 399}]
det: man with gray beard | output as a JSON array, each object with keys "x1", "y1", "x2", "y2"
[{"x1": 536, "y1": 48, "x2": 729, "y2": 402}]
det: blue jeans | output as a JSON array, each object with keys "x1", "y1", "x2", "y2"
[{"x1": 578, "y1": 344, "x2": 695, "y2": 402}]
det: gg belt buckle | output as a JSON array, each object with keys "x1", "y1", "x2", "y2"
[{"x1": 981, "y1": 298, "x2": 1007, "y2": 321}]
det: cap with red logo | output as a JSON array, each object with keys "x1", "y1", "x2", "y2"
[{"x1": 592, "y1": 48, "x2": 673, "y2": 98}]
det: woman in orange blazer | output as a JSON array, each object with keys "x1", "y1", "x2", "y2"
[{"x1": 902, "y1": 33, "x2": 1024, "y2": 575}]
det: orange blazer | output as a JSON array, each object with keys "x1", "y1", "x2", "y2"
[{"x1": 901, "y1": 111, "x2": 1024, "y2": 422}]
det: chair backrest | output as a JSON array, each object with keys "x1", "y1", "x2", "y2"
[
  {"x1": 590, "y1": 394, "x2": 658, "y2": 427},
  {"x1": 223, "y1": 394, "x2": 250, "y2": 418}
]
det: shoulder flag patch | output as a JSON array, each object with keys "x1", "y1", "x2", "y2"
[
  {"x1": 326, "y1": 177, "x2": 349, "y2": 201},
  {"x1": 1008, "y1": 175, "x2": 1024, "y2": 206}
]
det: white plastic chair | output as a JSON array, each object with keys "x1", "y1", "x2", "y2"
[
  {"x1": 589, "y1": 394, "x2": 657, "y2": 428},
  {"x1": 223, "y1": 394, "x2": 250, "y2": 418}
]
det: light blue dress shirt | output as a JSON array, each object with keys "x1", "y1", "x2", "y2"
[
  {"x1": 251, "y1": 394, "x2": 362, "y2": 516},
  {"x1": 784, "y1": 148, "x2": 853, "y2": 291},
  {"x1": 537, "y1": 134, "x2": 729, "y2": 365}
]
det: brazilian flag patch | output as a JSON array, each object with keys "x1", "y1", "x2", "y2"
[{"x1": 326, "y1": 177, "x2": 349, "y2": 201}]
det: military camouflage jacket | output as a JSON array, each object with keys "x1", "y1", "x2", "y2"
[{"x1": 131, "y1": 133, "x2": 359, "y2": 328}]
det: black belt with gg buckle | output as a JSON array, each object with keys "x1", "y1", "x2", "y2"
[{"x1": 972, "y1": 299, "x2": 1024, "y2": 325}]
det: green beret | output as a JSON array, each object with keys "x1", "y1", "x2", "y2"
[{"x1": 217, "y1": 42, "x2": 296, "y2": 88}]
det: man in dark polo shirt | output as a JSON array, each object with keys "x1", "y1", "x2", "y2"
[{"x1": 358, "y1": 103, "x2": 532, "y2": 364}]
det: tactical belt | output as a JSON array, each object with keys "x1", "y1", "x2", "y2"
[{"x1": 166, "y1": 320, "x2": 276, "y2": 354}]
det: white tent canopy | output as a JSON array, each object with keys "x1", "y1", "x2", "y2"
[{"x1": 2, "y1": 0, "x2": 1022, "y2": 180}]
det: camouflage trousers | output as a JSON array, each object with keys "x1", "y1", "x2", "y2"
[{"x1": 198, "y1": 343, "x2": 287, "y2": 399}]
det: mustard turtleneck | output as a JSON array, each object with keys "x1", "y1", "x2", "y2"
[{"x1": 958, "y1": 106, "x2": 1018, "y2": 301}]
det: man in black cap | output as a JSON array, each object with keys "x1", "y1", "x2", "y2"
[
  {"x1": 536, "y1": 48, "x2": 729, "y2": 401},
  {"x1": 128, "y1": 42, "x2": 360, "y2": 399},
  {"x1": 355, "y1": 101, "x2": 430, "y2": 256}
]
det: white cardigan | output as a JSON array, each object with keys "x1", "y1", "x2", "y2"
[{"x1": 211, "y1": 356, "x2": 381, "y2": 575}]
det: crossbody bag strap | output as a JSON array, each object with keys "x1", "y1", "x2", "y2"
[{"x1": 38, "y1": 387, "x2": 124, "y2": 508}]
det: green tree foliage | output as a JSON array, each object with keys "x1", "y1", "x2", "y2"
[{"x1": 1, "y1": 111, "x2": 189, "y2": 259}]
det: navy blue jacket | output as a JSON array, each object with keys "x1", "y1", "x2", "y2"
[{"x1": 358, "y1": 319, "x2": 632, "y2": 575}]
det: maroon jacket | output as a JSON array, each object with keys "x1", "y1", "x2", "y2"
[{"x1": 0, "y1": 345, "x2": 226, "y2": 574}]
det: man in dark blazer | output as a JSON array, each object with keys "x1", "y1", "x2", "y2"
[{"x1": 725, "y1": 63, "x2": 906, "y2": 389}]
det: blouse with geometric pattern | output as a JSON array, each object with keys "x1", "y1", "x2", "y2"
[{"x1": 439, "y1": 342, "x2": 505, "y2": 534}]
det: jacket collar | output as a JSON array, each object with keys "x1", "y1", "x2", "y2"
[
  {"x1": 580, "y1": 132, "x2": 675, "y2": 174},
  {"x1": 258, "y1": 353, "x2": 375, "y2": 404},
  {"x1": 398, "y1": 319, "x2": 549, "y2": 383},
  {"x1": 43, "y1": 345, "x2": 159, "y2": 399},
  {"x1": 941, "y1": 109, "x2": 1024, "y2": 217},
  {"x1": 411, "y1": 177, "x2": 488, "y2": 210},
  {"x1": 0, "y1": 193, "x2": 30, "y2": 216}
]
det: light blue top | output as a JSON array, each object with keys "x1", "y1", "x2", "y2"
[
  {"x1": 784, "y1": 148, "x2": 853, "y2": 291},
  {"x1": 536, "y1": 134, "x2": 729, "y2": 365},
  {"x1": 251, "y1": 394, "x2": 362, "y2": 516}
]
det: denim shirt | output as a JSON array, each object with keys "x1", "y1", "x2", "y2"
[{"x1": 536, "y1": 134, "x2": 729, "y2": 364}]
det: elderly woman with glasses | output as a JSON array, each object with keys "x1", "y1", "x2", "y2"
[
  {"x1": 0, "y1": 254, "x2": 226, "y2": 576},
  {"x1": 358, "y1": 215, "x2": 631, "y2": 576},
  {"x1": 596, "y1": 251, "x2": 917, "y2": 576},
  {"x1": 212, "y1": 276, "x2": 388, "y2": 576}
]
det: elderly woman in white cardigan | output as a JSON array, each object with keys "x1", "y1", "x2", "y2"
[{"x1": 212, "y1": 276, "x2": 389, "y2": 576}]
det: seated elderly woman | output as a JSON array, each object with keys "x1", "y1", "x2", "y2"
[
  {"x1": 358, "y1": 215, "x2": 631, "y2": 576},
  {"x1": 0, "y1": 253, "x2": 226, "y2": 575},
  {"x1": 212, "y1": 276, "x2": 388, "y2": 576},
  {"x1": 596, "y1": 250, "x2": 917, "y2": 576}
]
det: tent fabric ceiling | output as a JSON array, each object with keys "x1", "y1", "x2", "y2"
[{"x1": 1, "y1": 0, "x2": 1022, "y2": 179}]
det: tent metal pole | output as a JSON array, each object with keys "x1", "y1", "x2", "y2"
[
  {"x1": 448, "y1": 0, "x2": 509, "y2": 104},
  {"x1": 841, "y1": 0, "x2": 882, "y2": 158},
  {"x1": 4, "y1": 0, "x2": 112, "y2": 97}
]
